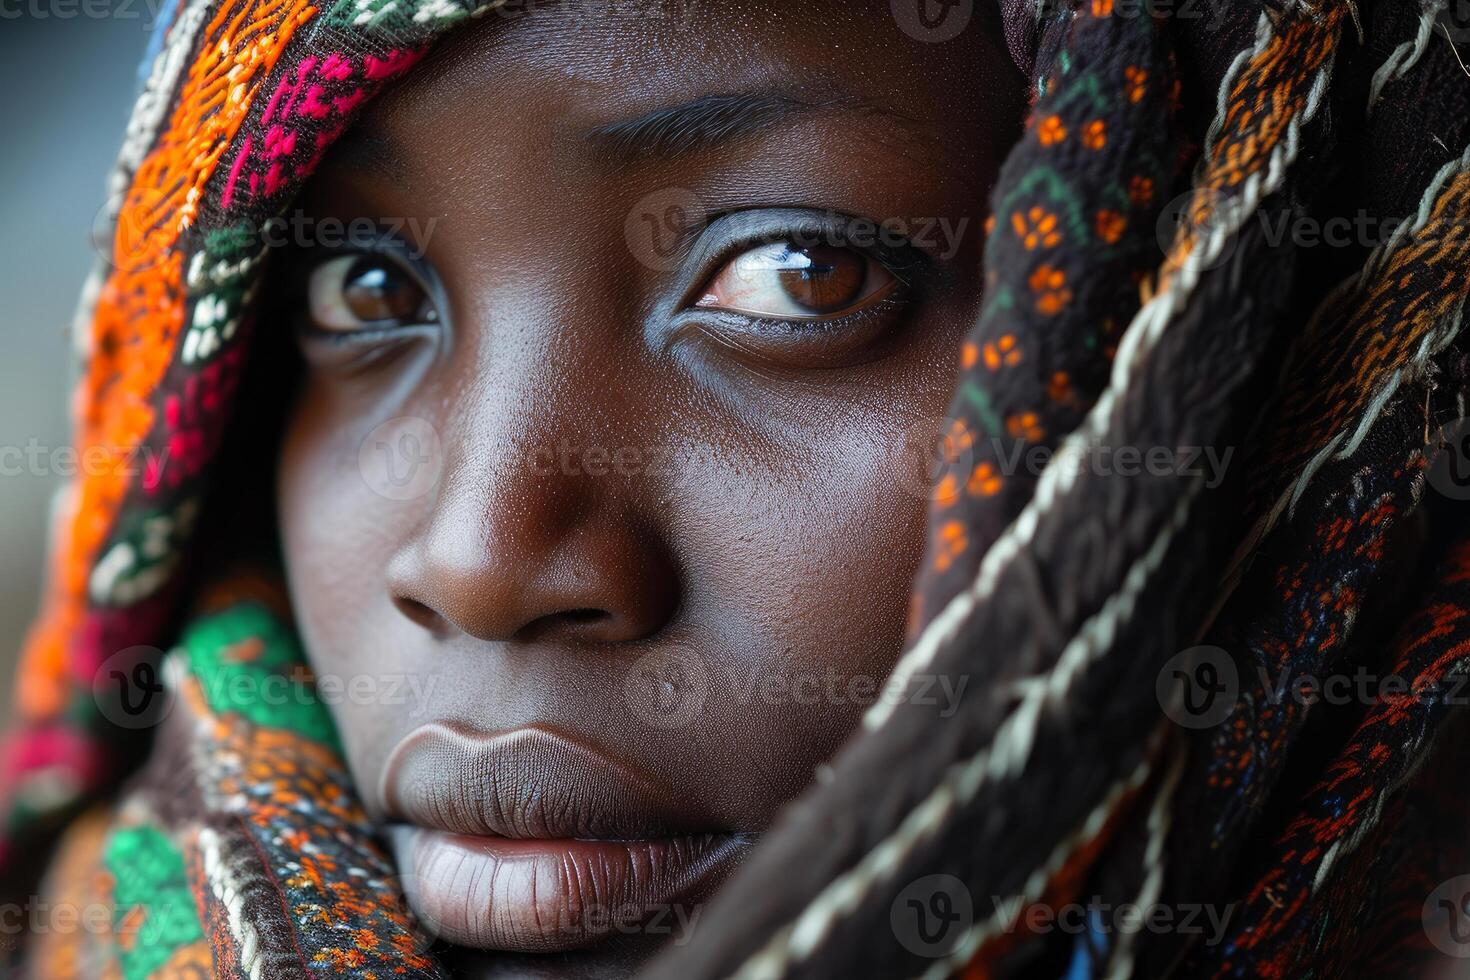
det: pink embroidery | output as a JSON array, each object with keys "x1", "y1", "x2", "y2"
[
  {"x1": 320, "y1": 51, "x2": 353, "y2": 80},
  {"x1": 298, "y1": 84, "x2": 333, "y2": 119},
  {"x1": 365, "y1": 48, "x2": 423, "y2": 80},
  {"x1": 220, "y1": 134, "x2": 253, "y2": 212},
  {"x1": 146, "y1": 349, "x2": 244, "y2": 493},
  {"x1": 216, "y1": 46, "x2": 428, "y2": 214},
  {"x1": 263, "y1": 124, "x2": 297, "y2": 159},
  {"x1": 333, "y1": 88, "x2": 366, "y2": 116}
]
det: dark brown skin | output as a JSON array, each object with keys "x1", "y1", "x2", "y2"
[{"x1": 274, "y1": 2, "x2": 1022, "y2": 976}]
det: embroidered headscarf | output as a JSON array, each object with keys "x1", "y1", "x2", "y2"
[{"x1": 6, "y1": 0, "x2": 1470, "y2": 976}]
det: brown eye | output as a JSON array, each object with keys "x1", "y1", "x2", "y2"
[
  {"x1": 695, "y1": 242, "x2": 897, "y2": 319},
  {"x1": 773, "y1": 245, "x2": 865, "y2": 312},
  {"x1": 306, "y1": 253, "x2": 435, "y2": 331}
]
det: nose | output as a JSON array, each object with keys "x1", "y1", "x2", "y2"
[{"x1": 386, "y1": 422, "x2": 679, "y2": 647}]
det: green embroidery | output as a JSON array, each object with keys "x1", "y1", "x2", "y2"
[
  {"x1": 995, "y1": 166, "x2": 1093, "y2": 246},
  {"x1": 319, "y1": 0, "x2": 470, "y2": 33},
  {"x1": 202, "y1": 221, "x2": 260, "y2": 259},
  {"x1": 962, "y1": 380, "x2": 1006, "y2": 440},
  {"x1": 180, "y1": 601, "x2": 342, "y2": 749},
  {"x1": 103, "y1": 826, "x2": 202, "y2": 980}
]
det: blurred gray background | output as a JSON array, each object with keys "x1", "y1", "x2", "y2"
[{"x1": 0, "y1": 13, "x2": 151, "y2": 727}]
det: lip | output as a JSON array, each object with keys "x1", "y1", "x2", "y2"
[
  {"x1": 382, "y1": 721, "x2": 715, "y2": 839},
  {"x1": 381, "y1": 722, "x2": 747, "y2": 951}
]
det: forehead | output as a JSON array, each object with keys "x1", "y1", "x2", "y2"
[{"x1": 344, "y1": 0, "x2": 1019, "y2": 185}]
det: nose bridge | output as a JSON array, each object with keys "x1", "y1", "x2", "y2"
[
  {"x1": 441, "y1": 343, "x2": 634, "y2": 539},
  {"x1": 388, "y1": 342, "x2": 676, "y2": 645},
  {"x1": 417, "y1": 357, "x2": 600, "y2": 576}
]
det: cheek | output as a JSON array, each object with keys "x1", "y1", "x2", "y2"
[
  {"x1": 774, "y1": 423, "x2": 932, "y2": 644},
  {"x1": 276, "y1": 388, "x2": 434, "y2": 756},
  {"x1": 675, "y1": 400, "x2": 944, "y2": 734}
]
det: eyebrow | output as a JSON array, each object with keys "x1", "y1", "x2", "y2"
[
  {"x1": 329, "y1": 90, "x2": 930, "y2": 179},
  {"x1": 583, "y1": 90, "x2": 891, "y2": 162}
]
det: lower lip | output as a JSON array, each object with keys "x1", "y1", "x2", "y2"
[{"x1": 389, "y1": 827, "x2": 743, "y2": 952}]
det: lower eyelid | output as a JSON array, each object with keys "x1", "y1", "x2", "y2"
[
  {"x1": 693, "y1": 286, "x2": 910, "y2": 338},
  {"x1": 719, "y1": 277, "x2": 907, "y2": 326},
  {"x1": 668, "y1": 289, "x2": 913, "y2": 372}
]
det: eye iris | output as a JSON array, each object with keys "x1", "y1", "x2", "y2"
[
  {"x1": 774, "y1": 245, "x2": 866, "y2": 314},
  {"x1": 341, "y1": 256, "x2": 424, "y2": 323}
]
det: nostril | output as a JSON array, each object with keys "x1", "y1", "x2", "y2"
[
  {"x1": 514, "y1": 607, "x2": 614, "y2": 643},
  {"x1": 559, "y1": 609, "x2": 608, "y2": 625},
  {"x1": 393, "y1": 594, "x2": 443, "y2": 632}
]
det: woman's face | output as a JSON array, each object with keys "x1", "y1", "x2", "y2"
[{"x1": 276, "y1": 1, "x2": 1021, "y2": 974}]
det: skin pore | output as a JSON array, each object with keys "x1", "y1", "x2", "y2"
[{"x1": 273, "y1": 2, "x2": 1022, "y2": 976}]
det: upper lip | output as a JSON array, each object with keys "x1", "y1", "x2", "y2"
[{"x1": 380, "y1": 721, "x2": 710, "y2": 839}]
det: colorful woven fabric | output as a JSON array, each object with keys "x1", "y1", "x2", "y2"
[
  {"x1": 5, "y1": 0, "x2": 1470, "y2": 976},
  {"x1": 23, "y1": 575, "x2": 443, "y2": 978}
]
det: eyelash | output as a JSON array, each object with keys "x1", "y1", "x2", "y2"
[
  {"x1": 685, "y1": 211, "x2": 927, "y2": 298},
  {"x1": 290, "y1": 211, "x2": 928, "y2": 355},
  {"x1": 671, "y1": 211, "x2": 925, "y2": 356},
  {"x1": 292, "y1": 243, "x2": 441, "y2": 345}
]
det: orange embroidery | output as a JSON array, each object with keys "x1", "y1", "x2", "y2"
[
  {"x1": 1012, "y1": 206, "x2": 1062, "y2": 250},
  {"x1": 1038, "y1": 115, "x2": 1067, "y2": 146},
  {"x1": 1028, "y1": 264, "x2": 1073, "y2": 315},
  {"x1": 935, "y1": 520, "x2": 968, "y2": 572},
  {"x1": 1007, "y1": 412, "x2": 1045, "y2": 442},
  {"x1": 1082, "y1": 119, "x2": 1107, "y2": 150},
  {"x1": 967, "y1": 462, "x2": 1003, "y2": 497},
  {"x1": 16, "y1": 0, "x2": 319, "y2": 722},
  {"x1": 962, "y1": 341, "x2": 979, "y2": 369},
  {"x1": 1048, "y1": 371, "x2": 1074, "y2": 403},
  {"x1": 933, "y1": 473, "x2": 960, "y2": 509},
  {"x1": 1095, "y1": 210, "x2": 1127, "y2": 245},
  {"x1": 1124, "y1": 65, "x2": 1148, "y2": 103},
  {"x1": 943, "y1": 419, "x2": 974, "y2": 463},
  {"x1": 983, "y1": 334, "x2": 1023, "y2": 371},
  {"x1": 1129, "y1": 175, "x2": 1155, "y2": 207}
]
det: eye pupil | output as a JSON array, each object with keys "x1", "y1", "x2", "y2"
[
  {"x1": 695, "y1": 235, "x2": 898, "y2": 323},
  {"x1": 774, "y1": 245, "x2": 866, "y2": 314},
  {"x1": 342, "y1": 256, "x2": 426, "y2": 324}
]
